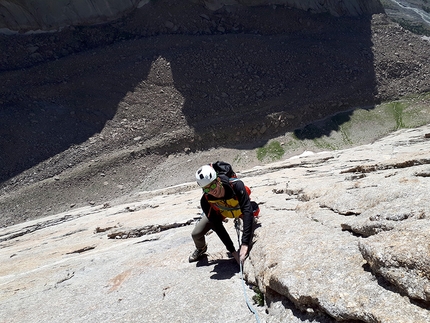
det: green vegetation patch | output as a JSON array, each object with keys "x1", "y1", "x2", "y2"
[
  {"x1": 257, "y1": 140, "x2": 285, "y2": 161},
  {"x1": 252, "y1": 286, "x2": 265, "y2": 307},
  {"x1": 311, "y1": 138, "x2": 337, "y2": 150},
  {"x1": 379, "y1": 96, "x2": 430, "y2": 131},
  {"x1": 388, "y1": 101, "x2": 407, "y2": 130}
]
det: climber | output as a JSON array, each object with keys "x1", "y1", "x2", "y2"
[{"x1": 188, "y1": 162, "x2": 257, "y2": 264}]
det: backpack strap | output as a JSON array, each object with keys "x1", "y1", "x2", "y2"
[{"x1": 229, "y1": 178, "x2": 251, "y2": 197}]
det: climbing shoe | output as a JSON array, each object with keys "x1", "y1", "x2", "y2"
[{"x1": 188, "y1": 244, "x2": 208, "y2": 262}]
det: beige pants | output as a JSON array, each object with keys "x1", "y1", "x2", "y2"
[{"x1": 191, "y1": 213, "x2": 236, "y2": 253}]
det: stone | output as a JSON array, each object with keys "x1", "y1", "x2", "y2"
[{"x1": 359, "y1": 220, "x2": 430, "y2": 302}]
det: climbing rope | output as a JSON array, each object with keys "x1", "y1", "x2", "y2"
[{"x1": 234, "y1": 219, "x2": 262, "y2": 323}]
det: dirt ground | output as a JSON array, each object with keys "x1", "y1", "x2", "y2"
[{"x1": 0, "y1": 1, "x2": 430, "y2": 227}]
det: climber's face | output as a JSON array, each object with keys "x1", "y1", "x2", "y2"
[{"x1": 204, "y1": 178, "x2": 224, "y2": 198}]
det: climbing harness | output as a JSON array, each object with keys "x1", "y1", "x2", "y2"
[{"x1": 234, "y1": 218, "x2": 261, "y2": 323}]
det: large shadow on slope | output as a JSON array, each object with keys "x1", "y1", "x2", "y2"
[
  {"x1": 0, "y1": 43, "x2": 157, "y2": 183},
  {"x1": 164, "y1": 5, "x2": 378, "y2": 148},
  {"x1": 0, "y1": 2, "x2": 379, "y2": 183}
]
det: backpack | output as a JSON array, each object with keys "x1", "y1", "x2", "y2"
[
  {"x1": 211, "y1": 161, "x2": 237, "y2": 179},
  {"x1": 208, "y1": 161, "x2": 260, "y2": 217}
]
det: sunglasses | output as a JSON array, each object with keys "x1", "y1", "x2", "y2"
[{"x1": 202, "y1": 180, "x2": 219, "y2": 193}]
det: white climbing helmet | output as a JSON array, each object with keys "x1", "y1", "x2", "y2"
[{"x1": 195, "y1": 165, "x2": 217, "y2": 187}]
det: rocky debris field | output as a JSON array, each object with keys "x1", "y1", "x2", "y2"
[{"x1": 0, "y1": 0, "x2": 430, "y2": 227}]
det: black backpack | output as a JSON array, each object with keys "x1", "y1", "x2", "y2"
[{"x1": 211, "y1": 161, "x2": 237, "y2": 179}]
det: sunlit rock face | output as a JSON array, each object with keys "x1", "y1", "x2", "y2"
[
  {"x1": 0, "y1": 0, "x2": 384, "y2": 32},
  {"x1": 1, "y1": 125, "x2": 430, "y2": 323}
]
